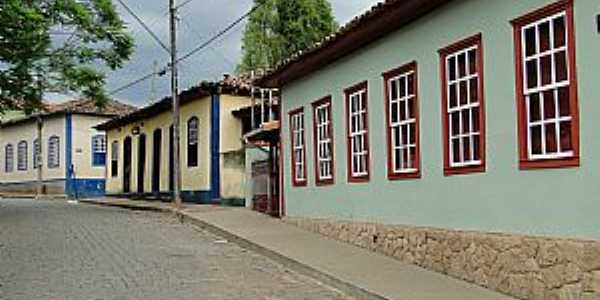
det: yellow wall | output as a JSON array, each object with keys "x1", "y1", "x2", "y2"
[
  {"x1": 219, "y1": 94, "x2": 251, "y2": 199},
  {"x1": 106, "y1": 96, "x2": 212, "y2": 194},
  {"x1": 105, "y1": 93, "x2": 251, "y2": 201}
]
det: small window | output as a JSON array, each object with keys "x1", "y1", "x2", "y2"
[
  {"x1": 344, "y1": 81, "x2": 370, "y2": 182},
  {"x1": 48, "y1": 136, "x2": 60, "y2": 169},
  {"x1": 383, "y1": 62, "x2": 421, "y2": 180},
  {"x1": 5, "y1": 144, "x2": 14, "y2": 173},
  {"x1": 187, "y1": 117, "x2": 199, "y2": 167},
  {"x1": 92, "y1": 135, "x2": 106, "y2": 166},
  {"x1": 33, "y1": 139, "x2": 41, "y2": 169},
  {"x1": 289, "y1": 108, "x2": 306, "y2": 186},
  {"x1": 312, "y1": 96, "x2": 334, "y2": 185},
  {"x1": 111, "y1": 140, "x2": 119, "y2": 177},
  {"x1": 439, "y1": 34, "x2": 486, "y2": 176},
  {"x1": 511, "y1": 2, "x2": 579, "y2": 169},
  {"x1": 17, "y1": 141, "x2": 27, "y2": 171}
]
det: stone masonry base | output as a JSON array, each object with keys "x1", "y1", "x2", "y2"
[{"x1": 283, "y1": 217, "x2": 600, "y2": 300}]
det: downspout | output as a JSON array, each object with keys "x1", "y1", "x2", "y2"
[{"x1": 36, "y1": 115, "x2": 43, "y2": 199}]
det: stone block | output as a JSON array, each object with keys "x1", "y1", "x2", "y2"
[{"x1": 584, "y1": 243, "x2": 600, "y2": 272}]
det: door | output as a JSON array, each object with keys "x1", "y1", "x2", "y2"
[
  {"x1": 137, "y1": 134, "x2": 146, "y2": 194},
  {"x1": 168, "y1": 125, "x2": 174, "y2": 192},
  {"x1": 123, "y1": 136, "x2": 132, "y2": 193},
  {"x1": 152, "y1": 129, "x2": 161, "y2": 193}
]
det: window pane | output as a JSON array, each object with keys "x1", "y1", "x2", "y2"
[
  {"x1": 525, "y1": 27, "x2": 537, "y2": 57},
  {"x1": 543, "y1": 90, "x2": 556, "y2": 119},
  {"x1": 451, "y1": 112, "x2": 460, "y2": 136},
  {"x1": 393, "y1": 127, "x2": 401, "y2": 147},
  {"x1": 468, "y1": 49, "x2": 477, "y2": 75},
  {"x1": 526, "y1": 60, "x2": 538, "y2": 89},
  {"x1": 472, "y1": 108, "x2": 480, "y2": 133},
  {"x1": 560, "y1": 121, "x2": 573, "y2": 152},
  {"x1": 399, "y1": 77, "x2": 406, "y2": 98},
  {"x1": 539, "y1": 21, "x2": 551, "y2": 52},
  {"x1": 395, "y1": 148, "x2": 402, "y2": 170},
  {"x1": 531, "y1": 125, "x2": 543, "y2": 155},
  {"x1": 452, "y1": 138, "x2": 460, "y2": 163},
  {"x1": 409, "y1": 123, "x2": 416, "y2": 144},
  {"x1": 401, "y1": 124, "x2": 409, "y2": 145},
  {"x1": 473, "y1": 134, "x2": 481, "y2": 161},
  {"x1": 449, "y1": 57, "x2": 456, "y2": 81},
  {"x1": 558, "y1": 87, "x2": 570, "y2": 117},
  {"x1": 540, "y1": 54, "x2": 552, "y2": 86},
  {"x1": 461, "y1": 110, "x2": 470, "y2": 134},
  {"x1": 458, "y1": 53, "x2": 467, "y2": 78},
  {"x1": 459, "y1": 80, "x2": 468, "y2": 105},
  {"x1": 529, "y1": 93, "x2": 541, "y2": 122},
  {"x1": 407, "y1": 98, "x2": 415, "y2": 119},
  {"x1": 553, "y1": 16, "x2": 566, "y2": 48},
  {"x1": 554, "y1": 51, "x2": 568, "y2": 82},
  {"x1": 469, "y1": 78, "x2": 478, "y2": 104},
  {"x1": 409, "y1": 146, "x2": 417, "y2": 169},
  {"x1": 407, "y1": 74, "x2": 415, "y2": 95},
  {"x1": 462, "y1": 136, "x2": 471, "y2": 161},
  {"x1": 449, "y1": 83, "x2": 458, "y2": 108},
  {"x1": 545, "y1": 123, "x2": 557, "y2": 153},
  {"x1": 391, "y1": 79, "x2": 398, "y2": 100}
]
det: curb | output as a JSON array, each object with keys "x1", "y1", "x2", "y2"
[{"x1": 81, "y1": 200, "x2": 388, "y2": 300}]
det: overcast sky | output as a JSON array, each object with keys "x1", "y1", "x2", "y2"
[{"x1": 99, "y1": 0, "x2": 379, "y2": 107}]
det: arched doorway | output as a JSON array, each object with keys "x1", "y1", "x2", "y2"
[{"x1": 137, "y1": 134, "x2": 146, "y2": 194}]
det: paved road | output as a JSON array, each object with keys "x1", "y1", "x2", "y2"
[{"x1": 0, "y1": 199, "x2": 350, "y2": 300}]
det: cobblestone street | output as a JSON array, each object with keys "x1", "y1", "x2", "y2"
[{"x1": 0, "y1": 199, "x2": 350, "y2": 300}]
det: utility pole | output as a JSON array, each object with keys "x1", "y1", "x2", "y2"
[{"x1": 170, "y1": 0, "x2": 182, "y2": 208}]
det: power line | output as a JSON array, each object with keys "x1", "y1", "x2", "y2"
[
  {"x1": 177, "y1": 3, "x2": 263, "y2": 64},
  {"x1": 109, "y1": 2, "x2": 263, "y2": 96},
  {"x1": 115, "y1": 0, "x2": 170, "y2": 54}
]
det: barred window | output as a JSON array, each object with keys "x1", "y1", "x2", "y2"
[
  {"x1": 5, "y1": 144, "x2": 14, "y2": 173},
  {"x1": 17, "y1": 141, "x2": 27, "y2": 171},
  {"x1": 187, "y1": 117, "x2": 199, "y2": 167},
  {"x1": 111, "y1": 141, "x2": 119, "y2": 177},
  {"x1": 289, "y1": 108, "x2": 306, "y2": 186},
  {"x1": 345, "y1": 81, "x2": 370, "y2": 182},
  {"x1": 48, "y1": 136, "x2": 60, "y2": 169},
  {"x1": 33, "y1": 139, "x2": 41, "y2": 169},
  {"x1": 312, "y1": 97, "x2": 334, "y2": 185}
]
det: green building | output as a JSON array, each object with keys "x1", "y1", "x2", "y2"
[{"x1": 257, "y1": 0, "x2": 600, "y2": 298}]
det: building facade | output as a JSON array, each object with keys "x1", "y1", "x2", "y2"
[
  {"x1": 258, "y1": 0, "x2": 600, "y2": 299},
  {"x1": 97, "y1": 80, "x2": 251, "y2": 204},
  {"x1": 0, "y1": 100, "x2": 135, "y2": 198}
]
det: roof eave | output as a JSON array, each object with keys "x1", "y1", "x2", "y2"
[{"x1": 256, "y1": 0, "x2": 450, "y2": 88}]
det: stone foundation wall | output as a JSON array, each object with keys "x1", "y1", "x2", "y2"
[{"x1": 284, "y1": 217, "x2": 600, "y2": 300}]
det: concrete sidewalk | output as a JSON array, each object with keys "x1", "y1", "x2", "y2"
[{"x1": 81, "y1": 198, "x2": 515, "y2": 300}]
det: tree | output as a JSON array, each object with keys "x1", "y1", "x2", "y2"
[
  {"x1": 238, "y1": 0, "x2": 337, "y2": 73},
  {"x1": 0, "y1": 0, "x2": 134, "y2": 113}
]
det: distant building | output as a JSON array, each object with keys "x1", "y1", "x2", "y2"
[
  {"x1": 0, "y1": 99, "x2": 136, "y2": 198},
  {"x1": 96, "y1": 77, "x2": 252, "y2": 204}
]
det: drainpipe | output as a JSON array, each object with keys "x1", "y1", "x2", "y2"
[{"x1": 36, "y1": 115, "x2": 43, "y2": 199}]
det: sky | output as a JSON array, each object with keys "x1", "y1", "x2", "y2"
[{"x1": 100, "y1": 0, "x2": 380, "y2": 107}]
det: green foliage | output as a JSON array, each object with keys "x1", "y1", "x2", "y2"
[
  {"x1": 238, "y1": 0, "x2": 337, "y2": 73},
  {"x1": 0, "y1": 0, "x2": 134, "y2": 113}
]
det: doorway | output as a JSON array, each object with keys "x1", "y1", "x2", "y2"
[
  {"x1": 137, "y1": 134, "x2": 146, "y2": 194},
  {"x1": 123, "y1": 136, "x2": 132, "y2": 193},
  {"x1": 152, "y1": 129, "x2": 162, "y2": 193}
]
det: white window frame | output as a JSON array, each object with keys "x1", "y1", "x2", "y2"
[
  {"x1": 445, "y1": 45, "x2": 482, "y2": 168},
  {"x1": 314, "y1": 102, "x2": 333, "y2": 181},
  {"x1": 388, "y1": 71, "x2": 418, "y2": 173},
  {"x1": 290, "y1": 111, "x2": 306, "y2": 183},
  {"x1": 521, "y1": 11, "x2": 573, "y2": 160},
  {"x1": 348, "y1": 89, "x2": 369, "y2": 177}
]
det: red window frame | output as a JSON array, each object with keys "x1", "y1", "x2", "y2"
[
  {"x1": 289, "y1": 107, "x2": 307, "y2": 187},
  {"x1": 439, "y1": 33, "x2": 486, "y2": 176},
  {"x1": 312, "y1": 96, "x2": 335, "y2": 186},
  {"x1": 344, "y1": 81, "x2": 370, "y2": 183},
  {"x1": 383, "y1": 62, "x2": 421, "y2": 180},
  {"x1": 511, "y1": 0, "x2": 579, "y2": 170}
]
